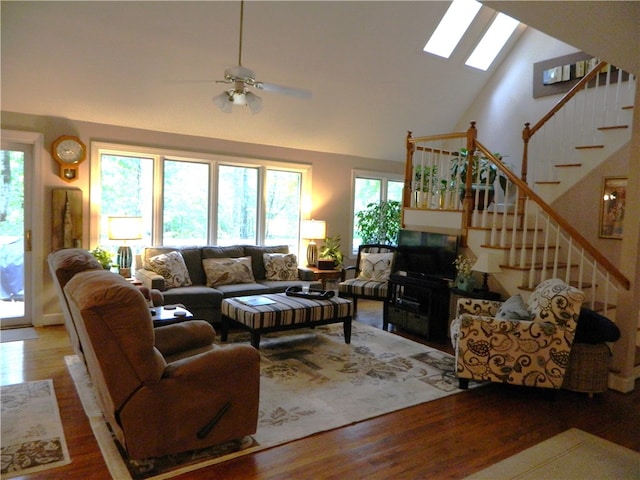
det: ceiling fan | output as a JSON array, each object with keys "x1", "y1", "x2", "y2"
[{"x1": 213, "y1": 0, "x2": 312, "y2": 114}]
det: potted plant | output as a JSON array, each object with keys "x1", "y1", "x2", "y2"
[
  {"x1": 90, "y1": 246, "x2": 113, "y2": 270},
  {"x1": 453, "y1": 254, "x2": 475, "y2": 292},
  {"x1": 414, "y1": 165, "x2": 449, "y2": 208},
  {"x1": 355, "y1": 200, "x2": 401, "y2": 245},
  {"x1": 319, "y1": 234, "x2": 344, "y2": 269},
  {"x1": 450, "y1": 148, "x2": 498, "y2": 211}
]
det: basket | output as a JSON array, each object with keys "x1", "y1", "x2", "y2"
[{"x1": 562, "y1": 342, "x2": 611, "y2": 395}]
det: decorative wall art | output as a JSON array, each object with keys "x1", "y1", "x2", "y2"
[
  {"x1": 52, "y1": 188, "x2": 83, "y2": 251},
  {"x1": 533, "y1": 52, "x2": 630, "y2": 98},
  {"x1": 599, "y1": 177, "x2": 626, "y2": 240}
]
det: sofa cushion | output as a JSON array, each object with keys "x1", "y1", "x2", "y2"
[
  {"x1": 202, "y1": 256, "x2": 255, "y2": 287},
  {"x1": 527, "y1": 278, "x2": 584, "y2": 326},
  {"x1": 358, "y1": 252, "x2": 394, "y2": 281},
  {"x1": 148, "y1": 251, "x2": 192, "y2": 288},
  {"x1": 496, "y1": 294, "x2": 533, "y2": 320},
  {"x1": 141, "y1": 246, "x2": 204, "y2": 285},
  {"x1": 263, "y1": 253, "x2": 299, "y2": 281},
  {"x1": 202, "y1": 245, "x2": 246, "y2": 260},
  {"x1": 243, "y1": 245, "x2": 289, "y2": 280}
]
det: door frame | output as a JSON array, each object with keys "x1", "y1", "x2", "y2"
[{"x1": 1, "y1": 130, "x2": 44, "y2": 327}]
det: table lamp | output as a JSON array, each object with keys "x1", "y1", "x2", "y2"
[
  {"x1": 300, "y1": 220, "x2": 326, "y2": 267},
  {"x1": 108, "y1": 216, "x2": 143, "y2": 277},
  {"x1": 472, "y1": 252, "x2": 502, "y2": 294}
]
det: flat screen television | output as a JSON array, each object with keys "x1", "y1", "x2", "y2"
[{"x1": 395, "y1": 229, "x2": 459, "y2": 281}]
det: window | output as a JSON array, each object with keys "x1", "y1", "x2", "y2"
[
  {"x1": 351, "y1": 172, "x2": 403, "y2": 253},
  {"x1": 92, "y1": 143, "x2": 309, "y2": 258}
]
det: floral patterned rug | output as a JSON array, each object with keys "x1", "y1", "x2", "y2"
[
  {"x1": 66, "y1": 321, "x2": 473, "y2": 479},
  {"x1": 0, "y1": 379, "x2": 71, "y2": 478}
]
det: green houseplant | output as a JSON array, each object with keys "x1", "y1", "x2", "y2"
[
  {"x1": 90, "y1": 246, "x2": 113, "y2": 270},
  {"x1": 355, "y1": 200, "x2": 401, "y2": 245},
  {"x1": 450, "y1": 148, "x2": 499, "y2": 211},
  {"x1": 319, "y1": 234, "x2": 344, "y2": 269}
]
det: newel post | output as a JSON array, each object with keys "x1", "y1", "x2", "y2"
[
  {"x1": 460, "y1": 122, "x2": 477, "y2": 246},
  {"x1": 403, "y1": 131, "x2": 415, "y2": 212}
]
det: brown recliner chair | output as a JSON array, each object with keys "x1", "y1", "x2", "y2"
[
  {"x1": 64, "y1": 268, "x2": 260, "y2": 459},
  {"x1": 48, "y1": 248, "x2": 166, "y2": 361}
]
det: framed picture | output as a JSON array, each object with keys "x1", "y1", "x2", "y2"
[{"x1": 599, "y1": 177, "x2": 626, "y2": 239}]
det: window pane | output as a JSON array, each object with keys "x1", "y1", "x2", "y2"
[
  {"x1": 265, "y1": 170, "x2": 301, "y2": 249},
  {"x1": 352, "y1": 178, "x2": 382, "y2": 250},
  {"x1": 163, "y1": 160, "x2": 209, "y2": 245},
  {"x1": 217, "y1": 165, "x2": 258, "y2": 245},
  {"x1": 100, "y1": 154, "x2": 153, "y2": 251},
  {"x1": 388, "y1": 180, "x2": 404, "y2": 202}
]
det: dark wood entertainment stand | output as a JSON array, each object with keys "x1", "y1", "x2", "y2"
[{"x1": 384, "y1": 273, "x2": 452, "y2": 340}]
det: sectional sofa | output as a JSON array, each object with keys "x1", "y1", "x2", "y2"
[{"x1": 134, "y1": 245, "x2": 321, "y2": 323}]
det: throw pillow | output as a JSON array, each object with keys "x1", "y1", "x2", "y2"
[
  {"x1": 263, "y1": 253, "x2": 299, "y2": 281},
  {"x1": 148, "y1": 250, "x2": 192, "y2": 289},
  {"x1": 495, "y1": 294, "x2": 533, "y2": 320},
  {"x1": 527, "y1": 278, "x2": 584, "y2": 325},
  {"x1": 202, "y1": 256, "x2": 255, "y2": 287},
  {"x1": 574, "y1": 307, "x2": 621, "y2": 344},
  {"x1": 358, "y1": 252, "x2": 394, "y2": 281}
]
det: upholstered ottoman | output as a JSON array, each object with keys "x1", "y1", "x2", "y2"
[{"x1": 221, "y1": 293, "x2": 353, "y2": 348}]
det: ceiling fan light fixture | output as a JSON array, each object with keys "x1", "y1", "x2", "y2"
[
  {"x1": 245, "y1": 91, "x2": 263, "y2": 114},
  {"x1": 213, "y1": 91, "x2": 233, "y2": 113}
]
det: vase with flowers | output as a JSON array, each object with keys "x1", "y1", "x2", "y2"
[{"x1": 453, "y1": 254, "x2": 475, "y2": 292}]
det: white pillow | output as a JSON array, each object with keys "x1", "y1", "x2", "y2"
[
  {"x1": 148, "y1": 251, "x2": 192, "y2": 288},
  {"x1": 358, "y1": 252, "x2": 394, "y2": 281},
  {"x1": 202, "y1": 257, "x2": 255, "y2": 287},
  {"x1": 263, "y1": 253, "x2": 299, "y2": 281}
]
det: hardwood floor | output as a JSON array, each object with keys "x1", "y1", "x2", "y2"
[{"x1": 2, "y1": 301, "x2": 639, "y2": 480}]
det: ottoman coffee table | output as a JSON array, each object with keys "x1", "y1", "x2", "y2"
[{"x1": 221, "y1": 293, "x2": 353, "y2": 348}]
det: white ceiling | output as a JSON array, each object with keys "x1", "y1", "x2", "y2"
[{"x1": 2, "y1": 1, "x2": 638, "y2": 162}]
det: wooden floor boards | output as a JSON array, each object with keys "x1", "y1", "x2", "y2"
[{"x1": 1, "y1": 301, "x2": 638, "y2": 479}]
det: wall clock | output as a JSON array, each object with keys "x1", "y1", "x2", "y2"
[{"x1": 51, "y1": 135, "x2": 86, "y2": 182}]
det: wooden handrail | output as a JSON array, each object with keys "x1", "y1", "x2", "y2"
[
  {"x1": 475, "y1": 140, "x2": 630, "y2": 290},
  {"x1": 526, "y1": 60, "x2": 608, "y2": 139}
]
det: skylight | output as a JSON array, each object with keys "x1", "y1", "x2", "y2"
[
  {"x1": 423, "y1": 0, "x2": 521, "y2": 72},
  {"x1": 423, "y1": 0, "x2": 481, "y2": 59},
  {"x1": 465, "y1": 13, "x2": 520, "y2": 71}
]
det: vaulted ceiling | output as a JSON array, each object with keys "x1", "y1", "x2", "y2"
[{"x1": 2, "y1": 1, "x2": 638, "y2": 162}]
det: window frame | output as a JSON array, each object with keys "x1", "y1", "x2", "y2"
[
  {"x1": 350, "y1": 169, "x2": 404, "y2": 256},
  {"x1": 90, "y1": 142, "x2": 311, "y2": 253}
]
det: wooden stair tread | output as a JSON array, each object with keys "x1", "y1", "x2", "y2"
[
  {"x1": 622, "y1": 105, "x2": 634, "y2": 110},
  {"x1": 501, "y1": 262, "x2": 576, "y2": 271},
  {"x1": 598, "y1": 125, "x2": 629, "y2": 131},
  {"x1": 591, "y1": 301, "x2": 616, "y2": 313},
  {"x1": 481, "y1": 244, "x2": 559, "y2": 251},
  {"x1": 575, "y1": 145, "x2": 604, "y2": 150},
  {"x1": 555, "y1": 163, "x2": 582, "y2": 168},
  {"x1": 517, "y1": 281, "x2": 595, "y2": 291},
  {"x1": 535, "y1": 181, "x2": 561, "y2": 185}
]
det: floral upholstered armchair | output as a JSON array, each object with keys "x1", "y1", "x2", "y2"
[{"x1": 450, "y1": 278, "x2": 584, "y2": 390}]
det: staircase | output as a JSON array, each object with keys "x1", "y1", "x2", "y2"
[{"x1": 401, "y1": 61, "x2": 634, "y2": 316}]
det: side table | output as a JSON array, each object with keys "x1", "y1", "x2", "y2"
[
  {"x1": 306, "y1": 267, "x2": 343, "y2": 290},
  {"x1": 151, "y1": 305, "x2": 194, "y2": 327}
]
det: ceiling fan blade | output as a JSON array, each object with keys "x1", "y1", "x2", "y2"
[{"x1": 255, "y1": 82, "x2": 312, "y2": 99}]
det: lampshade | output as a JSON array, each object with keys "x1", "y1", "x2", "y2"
[
  {"x1": 472, "y1": 253, "x2": 502, "y2": 274},
  {"x1": 300, "y1": 220, "x2": 326, "y2": 240},
  {"x1": 108, "y1": 216, "x2": 143, "y2": 241}
]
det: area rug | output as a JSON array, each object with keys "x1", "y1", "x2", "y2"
[
  {"x1": 67, "y1": 321, "x2": 476, "y2": 479},
  {"x1": 0, "y1": 327, "x2": 38, "y2": 343},
  {"x1": 0, "y1": 379, "x2": 71, "y2": 478},
  {"x1": 466, "y1": 428, "x2": 640, "y2": 479}
]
